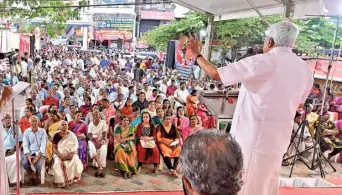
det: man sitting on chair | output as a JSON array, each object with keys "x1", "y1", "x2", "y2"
[
  {"x1": 87, "y1": 110, "x2": 108, "y2": 177},
  {"x1": 2, "y1": 114, "x2": 23, "y2": 189},
  {"x1": 52, "y1": 121, "x2": 83, "y2": 188},
  {"x1": 22, "y1": 116, "x2": 47, "y2": 186}
]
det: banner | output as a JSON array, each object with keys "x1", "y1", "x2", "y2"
[{"x1": 19, "y1": 34, "x2": 30, "y2": 56}]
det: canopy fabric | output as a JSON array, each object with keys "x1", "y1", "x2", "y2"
[
  {"x1": 307, "y1": 59, "x2": 342, "y2": 82},
  {"x1": 172, "y1": 0, "x2": 341, "y2": 21}
]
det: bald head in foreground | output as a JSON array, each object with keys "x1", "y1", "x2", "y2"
[{"x1": 181, "y1": 129, "x2": 243, "y2": 195}]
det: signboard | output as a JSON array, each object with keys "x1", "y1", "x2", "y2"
[
  {"x1": 96, "y1": 30, "x2": 133, "y2": 41},
  {"x1": 19, "y1": 34, "x2": 30, "y2": 56},
  {"x1": 93, "y1": 13, "x2": 134, "y2": 21},
  {"x1": 96, "y1": 18, "x2": 134, "y2": 30}
]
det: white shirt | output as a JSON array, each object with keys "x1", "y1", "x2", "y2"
[
  {"x1": 174, "y1": 88, "x2": 189, "y2": 103},
  {"x1": 88, "y1": 120, "x2": 107, "y2": 140},
  {"x1": 217, "y1": 47, "x2": 313, "y2": 195},
  {"x1": 21, "y1": 61, "x2": 28, "y2": 77}
]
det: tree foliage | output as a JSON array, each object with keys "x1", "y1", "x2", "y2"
[
  {"x1": 140, "y1": 12, "x2": 207, "y2": 50},
  {"x1": 0, "y1": 0, "x2": 86, "y2": 38},
  {"x1": 141, "y1": 11, "x2": 341, "y2": 54}
]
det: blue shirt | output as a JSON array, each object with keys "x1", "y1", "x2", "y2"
[
  {"x1": 23, "y1": 128, "x2": 47, "y2": 156},
  {"x1": 100, "y1": 59, "x2": 108, "y2": 68},
  {"x1": 2, "y1": 127, "x2": 23, "y2": 150}
]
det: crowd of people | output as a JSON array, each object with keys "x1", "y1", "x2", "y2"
[
  {"x1": 285, "y1": 83, "x2": 342, "y2": 165},
  {"x1": 1, "y1": 50, "x2": 224, "y2": 189},
  {"x1": 2, "y1": 49, "x2": 342, "y2": 193}
]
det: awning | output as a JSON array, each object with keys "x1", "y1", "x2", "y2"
[
  {"x1": 308, "y1": 59, "x2": 342, "y2": 82},
  {"x1": 172, "y1": 0, "x2": 342, "y2": 21}
]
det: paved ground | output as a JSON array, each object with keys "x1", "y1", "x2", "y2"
[{"x1": 4, "y1": 92, "x2": 342, "y2": 193}]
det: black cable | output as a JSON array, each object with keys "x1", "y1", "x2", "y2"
[{"x1": 0, "y1": 1, "x2": 173, "y2": 10}]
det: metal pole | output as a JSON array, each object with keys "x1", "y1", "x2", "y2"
[
  {"x1": 203, "y1": 15, "x2": 214, "y2": 80},
  {"x1": 320, "y1": 15, "x2": 339, "y2": 116},
  {"x1": 246, "y1": 0, "x2": 270, "y2": 25}
]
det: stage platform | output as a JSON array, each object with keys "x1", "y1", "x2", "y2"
[{"x1": 21, "y1": 187, "x2": 342, "y2": 195}]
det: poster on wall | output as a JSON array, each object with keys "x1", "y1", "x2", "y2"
[
  {"x1": 175, "y1": 40, "x2": 193, "y2": 66},
  {"x1": 19, "y1": 34, "x2": 30, "y2": 56}
]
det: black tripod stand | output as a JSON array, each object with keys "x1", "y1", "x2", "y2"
[{"x1": 282, "y1": 106, "x2": 336, "y2": 178}]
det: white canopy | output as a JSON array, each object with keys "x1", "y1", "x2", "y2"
[{"x1": 172, "y1": 0, "x2": 342, "y2": 21}]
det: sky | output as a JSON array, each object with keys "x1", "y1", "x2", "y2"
[{"x1": 174, "y1": 4, "x2": 190, "y2": 18}]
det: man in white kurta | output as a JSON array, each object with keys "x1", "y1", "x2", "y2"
[
  {"x1": 186, "y1": 21, "x2": 313, "y2": 195},
  {"x1": 87, "y1": 111, "x2": 108, "y2": 169}
]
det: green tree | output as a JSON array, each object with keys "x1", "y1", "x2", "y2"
[
  {"x1": 141, "y1": 11, "x2": 342, "y2": 54},
  {"x1": 140, "y1": 12, "x2": 208, "y2": 50},
  {"x1": 0, "y1": 0, "x2": 86, "y2": 38}
]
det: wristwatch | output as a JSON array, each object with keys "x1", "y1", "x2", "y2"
[{"x1": 195, "y1": 54, "x2": 203, "y2": 62}]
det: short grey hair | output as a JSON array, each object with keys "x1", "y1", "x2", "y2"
[
  {"x1": 181, "y1": 129, "x2": 243, "y2": 195},
  {"x1": 266, "y1": 21, "x2": 299, "y2": 47}
]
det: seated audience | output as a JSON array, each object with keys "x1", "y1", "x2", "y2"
[
  {"x1": 68, "y1": 111, "x2": 88, "y2": 170},
  {"x1": 114, "y1": 116, "x2": 137, "y2": 179},
  {"x1": 22, "y1": 116, "x2": 48, "y2": 186},
  {"x1": 136, "y1": 112, "x2": 160, "y2": 173},
  {"x1": 52, "y1": 121, "x2": 83, "y2": 188},
  {"x1": 156, "y1": 113, "x2": 182, "y2": 178},
  {"x1": 87, "y1": 110, "x2": 108, "y2": 177},
  {"x1": 2, "y1": 114, "x2": 23, "y2": 189}
]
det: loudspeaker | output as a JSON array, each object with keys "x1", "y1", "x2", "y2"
[
  {"x1": 165, "y1": 40, "x2": 176, "y2": 69},
  {"x1": 30, "y1": 35, "x2": 35, "y2": 56}
]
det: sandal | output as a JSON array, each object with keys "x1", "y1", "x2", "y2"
[
  {"x1": 123, "y1": 172, "x2": 128, "y2": 179},
  {"x1": 127, "y1": 172, "x2": 132, "y2": 179},
  {"x1": 170, "y1": 170, "x2": 178, "y2": 178}
]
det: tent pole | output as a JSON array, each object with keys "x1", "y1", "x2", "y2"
[
  {"x1": 246, "y1": 0, "x2": 270, "y2": 25},
  {"x1": 282, "y1": 0, "x2": 293, "y2": 19},
  {"x1": 203, "y1": 14, "x2": 214, "y2": 80}
]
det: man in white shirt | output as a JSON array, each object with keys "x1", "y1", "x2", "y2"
[
  {"x1": 20, "y1": 57, "x2": 28, "y2": 81},
  {"x1": 173, "y1": 82, "x2": 189, "y2": 109},
  {"x1": 87, "y1": 111, "x2": 108, "y2": 175},
  {"x1": 186, "y1": 21, "x2": 313, "y2": 195}
]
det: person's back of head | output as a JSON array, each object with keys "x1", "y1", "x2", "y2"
[{"x1": 181, "y1": 129, "x2": 243, "y2": 195}]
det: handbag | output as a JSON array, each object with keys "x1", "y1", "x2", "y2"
[{"x1": 140, "y1": 139, "x2": 156, "y2": 149}]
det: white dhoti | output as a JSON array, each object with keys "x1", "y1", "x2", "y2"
[
  {"x1": 5, "y1": 152, "x2": 22, "y2": 184},
  {"x1": 88, "y1": 141, "x2": 108, "y2": 168},
  {"x1": 52, "y1": 154, "x2": 83, "y2": 185},
  {"x1": 0, "y1": 120, "x2": 10, "y2": 195}
]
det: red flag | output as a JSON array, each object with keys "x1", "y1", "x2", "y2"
[{"x1": 315, "y1": 60, "x2": 328, "y2": 74}]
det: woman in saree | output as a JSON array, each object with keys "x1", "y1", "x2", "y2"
[
  {"x1": 332, "y1": 87, "x2": 342, "y2": 120},
  {"x1": 80, "y1": 96, "x2": 92, "y2": 119},
  {"x1": 172, "y1": 106, "x2": 189, "y2": 136},
  {"x1": 152, "y1": 108, "x2": 164, "y2": 126},
  {"x1": 182, "y1": 115, "x2": 202, "y2": 140},
  {"x1": 197, "y1": 102, "x2": 216, "y2": 128},
  {"x1": 136, "y1": 112, "x2": 160, "y2": 174},
  {"x1": 155, "y1": 95, "x2": 163, "y2": 109},
  {"x1": 46, "y1": 113, "x2": 63, "y2": 165},
  {"x1": 114, "y1": 116, "x2": 138, "y2": 179},
  {"x1": 122, "y1": 99, "x2": 134, "y2": 119},
  {"x1": 142, "y1": 101, "x2": 157, "y2": 118},
  {"x1": 162, "y1": 99, "x2": 174, "y2": 115},
  {"x1": 52, "y1": 121, "x2": 83, "y2": 188},
  {"x1": 186, "y1": 90, "x2": 198, "y2": 117},
  {"x1": 156, "y1": 113, "x2": 182, "y2": 178},
  {"x1": 68, "y1": 111, "x2": 88, "y2": 170},
  {"x1": 314, "y1": 111, "x2": 342, "y2": 160},
  {"x1": 130, "y1": 106, "x2": 142, "y2": 127},
  {"x1": 108, "y1": 110, "x2": 122, "y2": 159}
]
